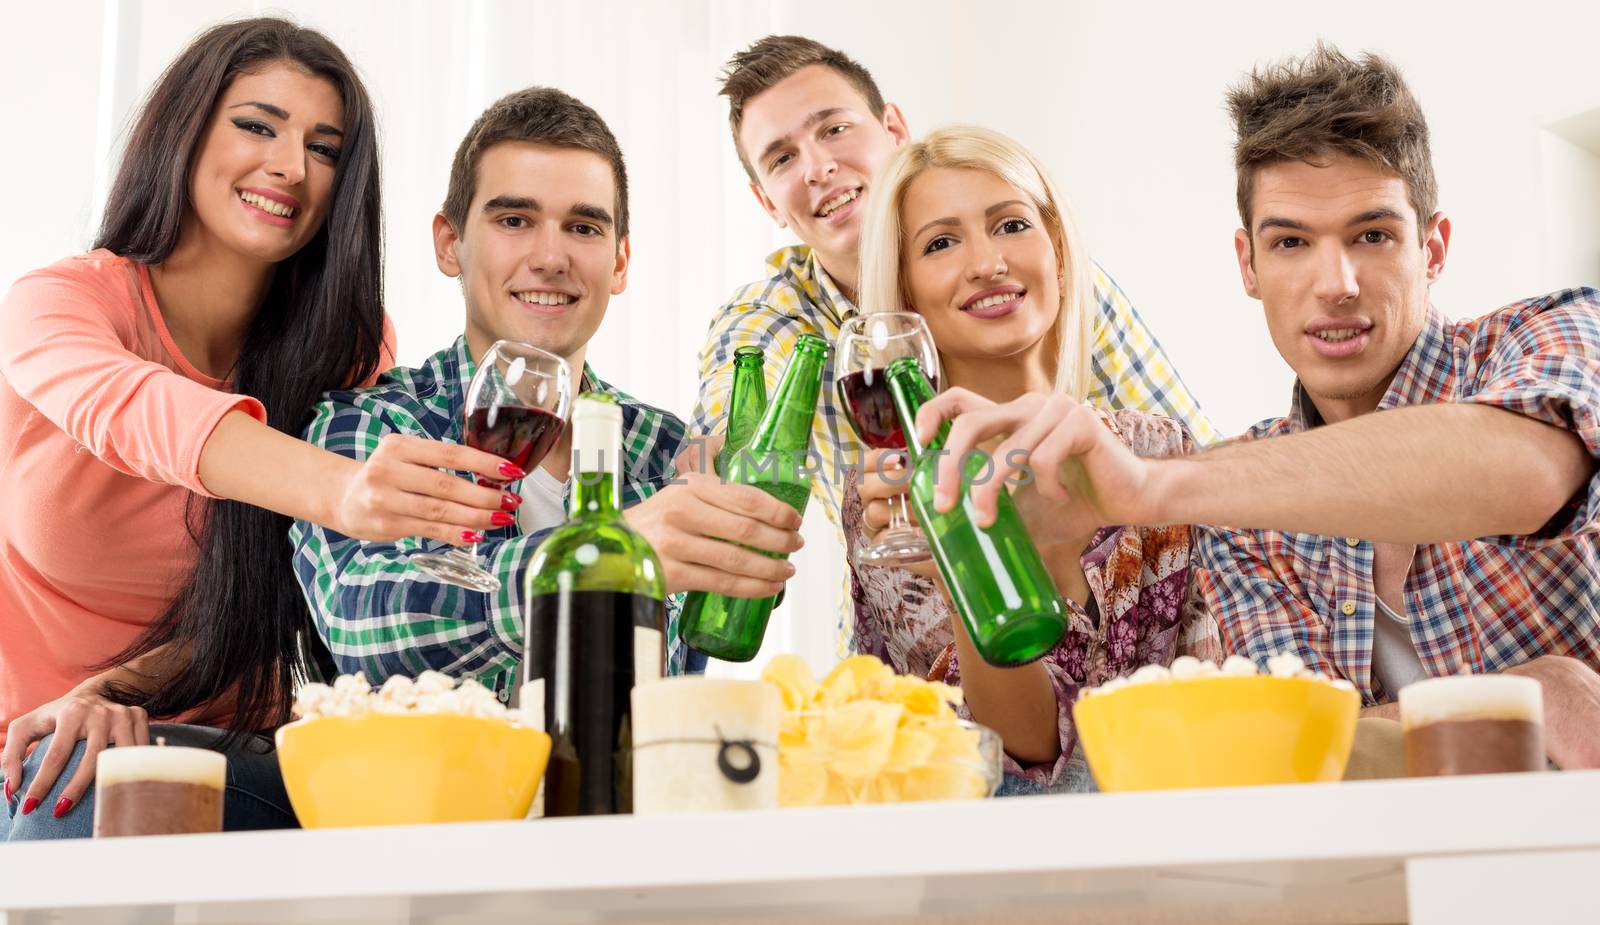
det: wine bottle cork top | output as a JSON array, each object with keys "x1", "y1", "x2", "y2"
[
  {"x1": 1399, "y1": 674, "x2": 1543, "y2": 729},
  {"x1": 572, "y1": 393, "x2": 622, "y2": 469},
  {"x1": 96, "y1": 745, "x2": 227, "y2": 788}
]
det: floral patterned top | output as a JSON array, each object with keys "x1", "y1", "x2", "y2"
[{"x1": 843, "y1": 407, "x2": 1222, "y2": 788}]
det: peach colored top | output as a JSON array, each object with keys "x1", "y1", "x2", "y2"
[{"x1": 0, "y1": 250, "x2": 393, "y2": 747}]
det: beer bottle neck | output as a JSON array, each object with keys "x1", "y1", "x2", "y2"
[
  {"x1": 884, "y1": 357, "x2": 947, "y2": 461},
  {"x1": 749, "y1": 336, "x2": 829, "y2": 454}
]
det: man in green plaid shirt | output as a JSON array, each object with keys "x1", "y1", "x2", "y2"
[{"x1": 290, "y1": 88, "x2": 802, "y2": 689}]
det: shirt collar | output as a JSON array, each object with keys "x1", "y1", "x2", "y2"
[
  {"x1": 767, "y1": 244, "x2": 858, "y2": 326},
  {"x1": 1284, "y1": 304, "x2": 1452, "y2": 432}
]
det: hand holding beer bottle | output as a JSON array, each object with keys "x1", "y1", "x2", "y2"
[
  {"x1": 883, "y1": 358, "x2": 1067, "y2": 666},
  {"x1": 679, "y1": 334, "x2": 829, "y2": 662}
]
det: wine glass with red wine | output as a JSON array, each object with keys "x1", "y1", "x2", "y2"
[
  {"x1": 836, "y1": 312, "x2": 939, "y2": 566},
  {"x1": 411, "y1": 340, "x2": 572, "y2": 591}
]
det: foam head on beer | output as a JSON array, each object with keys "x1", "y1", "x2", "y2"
[
  {"x1": 94, "y1": 744, "x2": 226, "y2": 837},
  {"x1": 1399, "y1": 675, "x2": 1545, "y2": 776}
]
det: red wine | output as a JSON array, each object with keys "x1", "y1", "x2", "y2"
[
  {"x1": 839, "y1": 367, "x2": 937, "y2": 449},
  {"x1": 523, "y1": 589, "x2": 664, "y2": 816},
  {"x1": 465, "y1": 406, "x2": 563, "y2": 486}
]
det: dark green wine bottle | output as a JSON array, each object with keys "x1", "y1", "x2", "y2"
[
  {"x1": 680, "y1": 334, "x2": 829, "y2": 662},
  {"x1": 883, "y1": 357, "x2": 1067, "y2": 666},
  {"x1": 717, "y1": 346, "x2": 768, "y2": 476},
  {"x1": 522, "y1": 393, "x2": 667, "y2": 816}
]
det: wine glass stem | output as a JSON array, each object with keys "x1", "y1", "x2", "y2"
[{"x1": 888, "y1": 493, "x2": 916, "y2": 533}]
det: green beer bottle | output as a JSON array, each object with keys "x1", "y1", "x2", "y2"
[
  {"x1": 522, "y1": 393, "x2": 667, "y2": 816},
  {"x1": 680, "y1": 334, "x2": 829, "y2": 662},
  {"x1": 883, "y1": 357, "x2": 1067, "y2": 666},
  {"x1": 717, "y1": 346, "x2": 768, "y2": 476},
  {"x1": 716, "y1": 345, "x2": 786, "y2": 608}
]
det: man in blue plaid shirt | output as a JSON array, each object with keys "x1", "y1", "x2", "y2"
[{"x1": 290, "y1": 88, "x2": 803, "y2": 691}]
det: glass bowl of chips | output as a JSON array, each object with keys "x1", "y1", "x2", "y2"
[{"x1": 761, "y1": 654, "x2": 1003, "y2": 807}]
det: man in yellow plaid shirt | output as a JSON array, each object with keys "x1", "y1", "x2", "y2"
[{"x1": 690, "y1": 36, "x2": 1216, "y2": 654}]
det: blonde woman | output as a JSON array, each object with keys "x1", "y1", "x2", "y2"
[{"x1": 849, "y1": 125, "x2": 1220, "y2": 792}]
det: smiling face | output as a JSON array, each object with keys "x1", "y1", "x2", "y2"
[
  {"x1": 1235, "y1": 153, "x2": 1449, "y2": 423},
  {"x1": 185, "y1": 62, "x2": 345, "y2": 265},
  {"x1": 433, "y1": 141, "x2": 629, "y2": 364},
  {"x1": 737, "y1": 64, "x2": 909, "y2": 286},
  {"x1": 900, "y1": 167, "x2": 1062, "y2": 368}
]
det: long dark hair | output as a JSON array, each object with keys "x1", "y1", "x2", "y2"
[{"x1": 97, "y1": 18, "x2": 385, "y2": 742}]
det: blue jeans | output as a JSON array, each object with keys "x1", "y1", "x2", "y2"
[
  {"x1": 997, "y1": 742, "x2": 1100, "y2": 797},
  {"x1": 0, "y1": 723, "x2": 298, "y2": 840}
]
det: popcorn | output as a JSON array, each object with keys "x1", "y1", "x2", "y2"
[
  {"x1": 759, "y1": 654, "x2": 987, "y2": 807},
  {"x1": 293, "y1": 672, "x2": 521, "y2": 722},
  {"x1": 1129, "y1": 664, "x2": 1172, "y2": 684},
  {"x1": 1266, "y1": 652, "x2": 1307, "y2": 678},
  {"x1": 1169, "y1": 656, "x2": 1219, "y2": 679},
  {"x1": 1081, "y1": 652, "x2": 1351, "y2": 698}
]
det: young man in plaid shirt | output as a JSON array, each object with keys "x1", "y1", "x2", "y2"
[
  {"x1": 290, "y1": 88, "x2": 803, "y2": 687},
  {"x1": 916, "y1": 45, "x2": 1600, "y2": 769},
  {"x1": 689, "y1": 36, "x2": 1214, "y2": 654}
]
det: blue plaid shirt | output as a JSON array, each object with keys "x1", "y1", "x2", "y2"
[
  {"x1": 290, "y1": 336, "x2": 696, "y2": 696},
  {"x1": 1195, "y1": 289, "x2": 1600, "y2": 703}
]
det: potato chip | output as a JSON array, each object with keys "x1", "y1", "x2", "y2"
[
  {"x1": 924, "y1": 719, "x2": 983, "y2": 763},
  {"x1": 778, "y1": 754, "x2": 829, "y2": 808},
  {"x1": 806, "y1": 700, "x2": 901, "y2": 784},
  {"x1": 817, "y1": 655, "x2": 895, "y2": 708},
  {"x1": 761, "y1": 654, "x2": 819, "y2": 711},
  {"x1": 884, "y1": 724, "x2": 937, "y2": 774}
]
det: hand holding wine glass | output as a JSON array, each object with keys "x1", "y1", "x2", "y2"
[
  {"x1": 412, "y1": 340, "x2": 572, "y2": 591},
  {"x1": 836, "y1": 312, "x2": 940, "y2": 567},
  {"x1": 328, "y1": 433, "x2": 525, "y2": 545}
]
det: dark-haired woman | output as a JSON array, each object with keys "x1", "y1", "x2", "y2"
[{"x1": 0, "y1": 18, "x2": 518, "y2": 839}]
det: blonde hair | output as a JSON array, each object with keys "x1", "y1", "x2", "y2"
[{"x1": 857, "y1": 124, "x2": 1093, "y2": 399}]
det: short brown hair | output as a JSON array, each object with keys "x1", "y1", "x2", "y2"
[
  {"x1": 442, "y1": 86, "x2": 629, "y2": 239},
  {"x1": 1228, "y1": 43, "x2": 1436, "y2": 241},
  {"x1": 719, "y1": 35, "x2": 885, "y2": 179}
]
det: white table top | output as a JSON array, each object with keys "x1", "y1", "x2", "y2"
[{"x1": 2, "y1": 770, "x2": 1596, "y2": 924}]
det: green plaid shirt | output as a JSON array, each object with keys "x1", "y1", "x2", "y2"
[{"x1": 290, "y1": 336, "x2": 689, "y2": 695}]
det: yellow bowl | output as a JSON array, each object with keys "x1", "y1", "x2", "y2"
[
  {"x1": 275, "y1": 713, "x2": 551, "y2": 828},
  {"x1": 1072, "y1": 675, "x2": 1360, "y2": 792}
]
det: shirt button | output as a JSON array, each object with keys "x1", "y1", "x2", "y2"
[
  {"x1": 1341, "y1": 601, "x2": 1357, "y2": 616},
  {"x1": 1345, "y1": 537, "x2": 1360, "y2": 547}
]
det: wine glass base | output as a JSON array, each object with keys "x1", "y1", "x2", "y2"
[
  {"x1": 410, "y1": 551, "x2": 503, "y2": 592},
  {"x1": 858, "y1": 533, "x2": 933, "y2": 568}
]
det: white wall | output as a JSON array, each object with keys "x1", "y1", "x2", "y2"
[
  {"x1": 5, "y1": 0, "x2": 1599, "y2": 675},
  {"x1": 1541, "y1": 125, "x2": 1600, "y2": 288}
]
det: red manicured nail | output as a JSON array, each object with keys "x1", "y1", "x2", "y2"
[
  {"x1": 461, "y1": 530, "x2": 485, "y2": 544},
  {"x1": 3, "y1": 778, "x2": 12, "y2": 802},
  {"x1": 491, "y1": 512, "x2": 515, "y2": 527},
  {"x1": 498, "y1": 462, "x2": 526, "y2": 479},
  {"x1": 52, "y1": 797, "x2": 73, "y2": 818},
  {"x1": 21, "y1": 796, "x2": 39, "y2": 816},
  {"x1": 501, "y1": 491, "x2": 522, "y2": 511}
]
